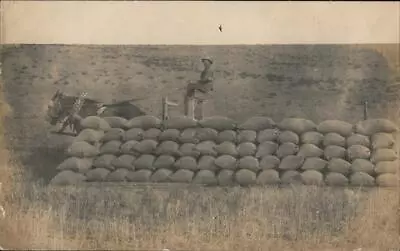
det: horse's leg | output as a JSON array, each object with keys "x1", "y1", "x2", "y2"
[
  {"x1": 71, "y1": 114, "x2": 83, "y2": 135},
  {"x1": 57, "y1": 116, "x2": 69, "y2": 133},
  {"x1": 57, "y1": 122, "x2": 69, "y2": 133},
  {"x1": 197, "y1": 99, "x2": 204, "y2": 120}
]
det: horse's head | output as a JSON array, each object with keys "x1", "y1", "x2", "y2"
[{"x1": 46, "y1": 90, "x2": 67, "y2": 125}]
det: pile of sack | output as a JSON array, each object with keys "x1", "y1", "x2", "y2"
[{"x1": 50, "y1": 115, "x2": 399, "y2": 187}]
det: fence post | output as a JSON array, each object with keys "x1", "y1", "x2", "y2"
[
  {"x1": 363, "y1": 100, "x2": 368, "y2": 120},
  {"x1": 162, "y1": 97, "x2": 168, "y2": 121}
]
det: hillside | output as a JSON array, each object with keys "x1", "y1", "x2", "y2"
[{"x1": 1, "y1": 44, "x2": 399, "y2": 181}]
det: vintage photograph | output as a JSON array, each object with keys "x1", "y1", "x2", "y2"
[{"x1": 0, "y1": 1, "x2": 399, "y2": 250}]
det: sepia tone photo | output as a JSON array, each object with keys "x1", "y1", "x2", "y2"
[{"x1": 0, "y1": 1, "x2": 399, "y2": 250}]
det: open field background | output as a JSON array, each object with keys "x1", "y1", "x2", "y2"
[
  {"x1": 0, "y1": 44, "x2": 400, "y2": 250},
  {"x1": 1, "y1": 44, "x2": 400, "y2": 182}
]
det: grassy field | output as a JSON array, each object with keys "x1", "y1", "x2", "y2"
[{"x1": 0, "y1": 44, "x2": 400, "y2": 250}]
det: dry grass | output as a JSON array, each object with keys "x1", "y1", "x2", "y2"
[{"x1": 0, "y1": 180, "x2": 399, "y2": 250}]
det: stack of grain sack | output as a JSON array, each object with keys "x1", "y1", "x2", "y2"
[{"x1": 50, "y1": 115, "x2": 399, "y2": 187}]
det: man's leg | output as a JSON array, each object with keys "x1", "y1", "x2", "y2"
[
  {"x1": 184, "y1": 83, "x2": 197, "y2": 119},
  {"x1": 196, "y1": 99, "x2": 204, "y2": 121}
]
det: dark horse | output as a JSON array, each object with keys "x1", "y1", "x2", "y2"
[{"x1": 46, "y1": 90, "x2": 146, "y2": 134}]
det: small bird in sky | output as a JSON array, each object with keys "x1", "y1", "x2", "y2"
[{"x1": 218, "y1": 24, "x2": 223, "y2": 32}]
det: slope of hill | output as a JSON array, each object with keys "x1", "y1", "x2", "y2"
[{"x1": 1, "y1": 44, "x2": 399, "y2": 180}]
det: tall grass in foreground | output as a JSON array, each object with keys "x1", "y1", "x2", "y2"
[{"x1": 0, "y1": 180, "x2": 399, "y2": 251}]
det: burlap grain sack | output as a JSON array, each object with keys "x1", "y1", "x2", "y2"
[
  {"x1": 198, "y1": 156, "x2": 218, "y2": 171},
  {"x1": 238, "y1": 156, "x2": 260, "y2": 172},
  {"x1": 376, "y1": 173, "x2": 397, "y2": 187},
  {"x1": 100, "y1": 140, "x2": 122, "y2": 155},
  {"x1": 317, "y1": 120, "x2": 353, "y2": 137},
  {"x1": 301, "y1": 157, "x2": 327, "y2": 171},
  {"x1": 375, "y1": 161, "x2": 398, "y2": 174},
  {"x1": 67, "y1": 141, "x2": 100, "y2": 158},
  {"x1": 301, "y1": 170, "x2": 324, "y2": 185},
  {"x1": 75, "y1": 129, "x2": 104, "y2": 145},
  {"x1": 102, "y1": 128, "x2": 125, "y2": 142},
  {"x1": 278, "y1": 118, "x2": 317, "y2": 135},
  {"x1": 217, "y1": 130, "x2": 237, "y2": 144},
  {"x1": 150, "y1": 168, "x2": 173, "y2": 182},
  {"x1": 50, "y1": 170, "x2": 87, "y2": 185},
  {"x1": 260, "y1": 155, "x2": 280, "y2": 169},
  {"x1": 155, "y1": 141, "x2": 180, "y2": 156},
  {"x1": 257, "y1": 128, "x2": 280, "y2": 143},
  {"x1": 215, "y1": 141, "x2": 238, "y2": 157},
  {"x1": 199, "y1": 116, "x2": 237, "y2": 131},
  {"x1": 159, "y1": 129, "x2": 181, "y2": 142},
  {"x1": 143, "y1": 128, "x2": 162, "y2": 141},
  {"x1": 163, "y1": 116, "x2": 198, "y2": 130},
  {"x1": 278, "y1": 131, "x2": 299, "y2": 144},
  {"x1": 133, "y1": 139, "x2": 158, "y2": 154},
  {"x1": 174, "y1": 156, "x2": 198, "y2": 171},
  {"x1": 93, "y1": 154, "x2": 117, "y2": 170},
  {"x1": 127, "y1": 169, "x2": 152, "y2": 182},
  {"x1": 103, "y1": 116, "x2": 128, "y2": 129},
  {"x1": 300, "y1": 131, "x2": 324, "y2": 146},
  {"x1": 324, "y1": 145, "x2": 346, "y2": 160},
  {"x1": 276, "y1": 142, "x2": 299, "y2": 159},
  {"x1": 134, "y1": 154, "x2": 156, "y2": 170},
  {"x1": 355, "y1": 119, "x2": 398, "y2": 136},
  {"x1": 327, "y1": 158, "x2": 351, "y2": 174},
  {"x1": 195, "y1": 141, "x2": 218, "y2": 157},
  {"x1": 215, "y1": 155, "x2": 237, "y2": 170},
  {"x1": 297, "y1": 144, "x2": 323, "y2": 158},
  {"x1": 256, "y1": 169, "x2": 280, "y2": 185},
  {"x1": 106, "y1": 168, "x2": 129, "y2": 182},
  {"x1": 196, "y1": 128, "x2": 218, "y2": 142},
  {"x1": 371, "y1": 148, "x2": 398, "y2": 163},
  {"x1": 153, "y1": 155, "x2": 176, "y2": 170},
  {"x1": 237, "y1": 142, "x2": 257, "y2": 157},
  {"x1": 256, "y1": 141, "x2": 278, "y2": 158},
  {"x1": 235, "y1": 169, "x2": 256, "y2": 186},
  {"x1": 280, "y1": 170, "x2": 302, "y2": 185},
  {"x1": 180, "y1": 128, "x2": 200, "y2": 144},
  {"x1": 193, "y1": 170, "x2": 218, "y2": 185},
  {"x1": 371, "y1": 133, "x2": 395, "y2": 150},
  {"x1": 80, "y1": 116, "x2": 111, "y2": 131},
  {"x1": 351, "y1": 159, "x2": 374, "y2": 175},
  {"x1": 125, "y1": 115, "x2": 161, "y2": 130},
  {"x1": 179, "y1": 143, "x2": 201, "y2": 158},
  {"x1": 170, "y1": 169, "x2": 194, "y2": 183},
  {"x1": 325, "y1": 172, "x2": 349, "y2": 186},
  {"x1": 111, "y1": 154, "x2": 135, "y2": 170},
  {"x1": 238, "y1": 116, "x2": 276, "y2": 131},
  {"x1": 347, "y1": 145, "x2": 371, "y2": 161},
  {"x1": 217, "y1": 169, "x2": 235, "y2": 186},
  {"x1": 120, "y1": 140, "x2": 139, "y2": 155},
  {"x1": 86, "y1": 168, "x2": 110, "y2": 182},
  {"x1": 347, "y1": 134, "x2": 369, "y2": 148},
  {"x1": 350, "y1": 172, "x2": 375, "y2": 186},
  {"x1": 56, "y1": 157, "x2": 93, "y2": 174},
  {"x1": 279, "y1": 155, "x2": 304, "y2": 170},
  {"x1": 238, "y1": 130, "x2": 257, "y2": 143},
  {"x1": 125, "y1": 128, "x2": 144, "y2": 141},
  {"x1": 323, "y1": 133, "x2": 346, "y2": 148}
]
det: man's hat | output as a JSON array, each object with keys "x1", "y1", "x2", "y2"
[{"x1": 201, "y1": 57, "x2": 213, "y2": 64}]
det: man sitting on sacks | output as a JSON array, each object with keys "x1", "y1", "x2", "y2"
[{"x1": 184, "y1": 57, "x2": 214, "y2": 120}]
